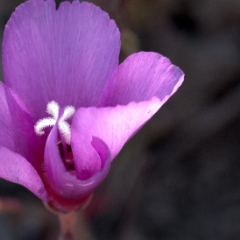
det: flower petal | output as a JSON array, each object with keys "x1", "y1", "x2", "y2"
[
  {"x1": 3, "y1": 0, "x2": 120, "y2": 120},
  {"x1": 0, "y1": 147, "x2": 48, "y2": 201},
  {"x1": 101, "y1": 52, "x2": 184, "y2": 106},
  {"x1": 0, "y1": 82, "x2": 43, "y2": 166},
  {"x1": 44, "y1": 124, "x2": 110, "y2": 211},
  {"x1": 0, "y1": 83, "x2": 15, "y2": 151},
  {"x1": 71, "y1": 97, "x2": 163, "y2": 178}
]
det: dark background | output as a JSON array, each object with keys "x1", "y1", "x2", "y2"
[{"x1": 0, "y1": 0, "x2": 240, "y2": 239}]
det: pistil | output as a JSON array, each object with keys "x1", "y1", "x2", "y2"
[{"x1": 34, "y1": 101, "x2": 76, "y2": 166}]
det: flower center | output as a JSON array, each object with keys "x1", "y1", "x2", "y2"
[{"x1": 34, "y1": 101, "x2": 76, "y2": 144}]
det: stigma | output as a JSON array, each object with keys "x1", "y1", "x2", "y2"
[{"x1": 34, "y1": 101, "x2": 76, "y2": 144}]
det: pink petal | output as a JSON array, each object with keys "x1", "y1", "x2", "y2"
[
  {"x1": 3, "y1": 0, "x2": 120, "y2": 121},
  {"x1": 44, "y1": 124, "x2": 110, "y2": 209},
  {"x1": 101, "y1": 52, "x2": 184, "y2": 106},
  {"x1": 0, "y1": 147, "x2": 48, "y2": 201},
  {"x1": 0, "y1": 82, "x2": 43, "y2": 166},
  {"x1": 71, "y1": 97, "x2": 163, "y2": 179},
  {"x1": 0, "y1": 83, "x2": 15, "y2": 151}
]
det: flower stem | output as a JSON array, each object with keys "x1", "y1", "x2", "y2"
[{"x1": 58, "y1": 211, "x2": 95, "y2": 240}]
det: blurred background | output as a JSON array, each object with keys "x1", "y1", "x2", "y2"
[{"x1": 1, "y1": 0, "x2": 240, "y2": 239}]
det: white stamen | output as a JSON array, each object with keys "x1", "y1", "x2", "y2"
[
  {"x1": 62, "y1": 106, "x2": 76, "y2": 121},
  {"x1": 46, "y1": 101, "x2": 59, "y2": 119},
  {"x1": 58, "y1": 121, "x2": 71, "y2": 144},
  {"x1": 34, "y1": 118, "x2": 56, "y2": 135},
  {"x1": 34, "y1": 101, "x2": 76, "y2": 144}
]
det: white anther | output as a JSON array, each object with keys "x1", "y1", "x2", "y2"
[
  {"x1": 34, "y1": 101, "x2": 76, "y2": 144},
  {"x1": 58, "y1": 121, "x2": 71, "y2": 144},
  {"x1": 46, "y1": 101, "x2": 59, "y2": 119},
  {"x1": 62, "y1": 106, "x2": 76, "y2": 121},
  {"x1": 34, "y1": 118, "x2": 56, "y2": 135}
]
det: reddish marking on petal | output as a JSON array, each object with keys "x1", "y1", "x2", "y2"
[{"x1": 58, "y1": 141, "x2": 75, "y2": 174}]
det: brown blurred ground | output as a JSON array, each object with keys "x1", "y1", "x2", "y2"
[{"x1": 1, "y1": 0, "x2": 240, "y2": 239}]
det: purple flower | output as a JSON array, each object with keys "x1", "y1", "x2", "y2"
[{"x1": 0, "y1": 0, "x2": 184, "y2": 212}]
